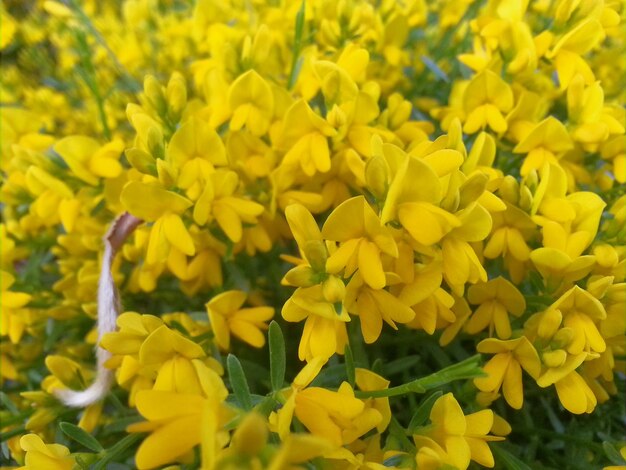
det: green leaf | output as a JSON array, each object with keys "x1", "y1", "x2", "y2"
[
  {"x1": 603, "y1": 442, "x2": 626, "y2": 465},
  {"x1": 354, "y1": 355, "x2": 483, "y2": 398},
  {"x1": 420, "y1": 55, "x2": 450, "y2": 82},
  {"x1": 407, "y1": 391, "x2": 442, "y2": 433},
  {"x1": 59, "y1": 422, "x2": 104, "y2": 453},
  {"x1": 287, "y1": 0, "x2": 306, "y2": 89},
  {"x1": 227, "y1": 354, "x2": 253, "y2": 411},
  {"x1": 0, "y1": 391, "x2": 19, "y2": 414},
  {"x1": 269, "y1": 321, "x2": 286, "y2": 392},
  {"x1": 344, "y1": 344, "x2": 355, "y2": 387},
  {"x1": 492, "y1": 444, "x2": 533, "y2": 470}
]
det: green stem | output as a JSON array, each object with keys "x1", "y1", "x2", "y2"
[
  {"x1": 92, "y1": 433, "x2": 143, "y2": 470},
  {"x1": 354, "y1": 354, "x2": 484, "y2": 399},
  {"x1": 64, "y1": 0, "x2": 140, "y2": 92}
]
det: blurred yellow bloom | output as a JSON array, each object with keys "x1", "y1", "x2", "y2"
[
  {"x1": 513, "y1": 117, "x2": 573, "y2": 176},
  {"x1": 54, "y1": 136, "x2": 124, "y2": 185},
  {"x1": 128, "y1": 384, "x2": 230, "y2": 469},
  {"x1": 120, "y1": 181, "x2": 195, "y2": 263},
  {"x1": 193, "y1": 170, "x2": 265, "y2": 243},
  {"x1": 0, "y1": 271, "x2": 32, "y2": 344},
  {"x1": 18, "y1": 434, "x2": 75, "y2": 470},
  {"x1": 206, "y1": 290, "x2": 274, "y2": 350},
  {"x1": 462, "y1": 70, "x2": 514, "y2": 134},
  {"x1": 279, "y1": 99, "x2": 337, "y2": 176},
  {"x1": 228, "y1": 70, "x2": 274, "y2": 136}
]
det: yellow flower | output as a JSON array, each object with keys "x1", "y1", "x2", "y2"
[
  {"x1": 18, "y1": 434, "x2": 75, "y2": 470},
  {"x1": 513, "y1": 117, "x2": 573, "y2": 176},
  {"x1": 271, "y1": 357, "x2": 381, "y2": 448},
  {"x1": 228, "y1": 69, "x2": 274, "y2": 136},
  {"x1": 267, "y1": 434, "x2": 333, "y2": 470},
  {"x1": 484, "y1": 200, "x2": 535, "y2": 284},
  {"x1": 414, "y1": 435, "x2": 459, "y2": 470},
  {"x1": 166, "y1": 117, "x2": 227, "y2": 195},
  {"x1": 282, "y1": 202, "x2": 350, "y2": 360},
  {"x1": 466, "y1": 277, "x2": 526, "y2": 339},
  {"x1": 139, "y1": 325, "x2": 210, "y2": 394},
  {"x1": 415, "y1": 393, "x2": 504, "y2": 469},
  {"x1": 278, "y1": 99, "x2": 337, "y2": 176},
  {"x1": 193, "y1": 169, "x2": 265, "y2": 243},
  {"x1": 475, "y1": 337, "x2": 542, "y2": 409},
  {"x1": 128, "y1": 381, "x2": 230, "y2": 469},
  {"x1": 0, "y1": 270, "x2": 32, "y2": 344},
  {"x1": 282, "y1": 284, "x2": 350, "y2": 361},
  {"x1": 322, "y1": 196, "x2": 398, "y2": 290},
  {"x1": 536, "y1": 352, "x2": 597, "y2": 414},
  {"x1": 377, "y1": 143, "x2": 461, "y2": 247},
  {"x1": 102, "y1": 312, "x2": 223, "y2": 403},
  {"x1": 440, "y1": 202, "x2": 492, "y2": 295},
  {"x1": 547, "y1": 18, "x2": 605, "y2": 89},
  {"x1": 567, "y1": 75, "x2": 625, "y2": 149},
  {"x1": 462, "y1": 70, "x2": 514, "y2": 134},
  {"x1": 344, "y1": 272, "x2": 415, "y2": 344},
  {"x1": 54, "y1": 136, "x2": 124, "y2": 185},
  {"x1": 206, "y1": 290, "x2": 274, "y2": 350},
  {"x1": 355, "y1": 368, "x2": 391, "y2": 433},
  {"x1": 120, "y1": 181, "x2": 195, "y2": 264},
  {"x1": 282, "y1": 202, "x2": 328, "y2": 283},
  {"x1": 544, "y1": 286, "x2": 607, "y2": 355}
]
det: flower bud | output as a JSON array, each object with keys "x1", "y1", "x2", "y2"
[
  {"x1": 322, "y1": 275, "x2": 345, "y2": 303},
  {"x1": 146, "y1": 125, "x2": 165, "y2": 160},
  {"x1": 144, "y1": 74, "x2": 166, "y2": 115},
  {"x1": 499, "y1": 176, "x2": 519, "y2": 205},
  {"x1": 365, "y1": 154, "x2": 389, "y2": 200},
  {"x1": 542, "y1": 349, "x2": 567, "y2": 368},
  {"x1": 327, "y1": 104, "x2": 347, "y2": 129},
  {"x1": 166, "y1": 72, "x2": 187, "y2": 122},
  {"x1": 282, "y1": 265, "x2": 316, "y2": 287},
  {"x1": 537, "y1": 309, "x2": 562, "y2": 339},
  {"x1": 552, "y1": 327, "x2": 574, "y2": 348},
  {"x1": 125, "y1": 148, "x2": 156, "y2": 175},
  {"x1": 303, "y1": 240, "x2": 328, "y2": 273}
]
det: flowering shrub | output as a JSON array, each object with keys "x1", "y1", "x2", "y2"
[{"x1": 1, "y1": 0, "x2": 625, "y2": 469}]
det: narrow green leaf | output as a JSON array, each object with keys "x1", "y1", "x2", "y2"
[
  {"x1": 269, "y1": 321, "x2": 286, "y2": 391},
  {"x1": 344, "y1": 344, "x2": 355, "y2": 387},
  {"x1": 0, "y1": 391, "x2": 19, "y2": 414},
  {"x1": 227, "y1": 354, "x2": 253, "y2": 411},
  {"x1": 0, "y1": 426, "x2": 26, "y2": 442},
  {"x1": 59, "y1": 422, "x2": 104, "y2": 453},
  {"x1": 603, "y1": 442, "x2": 626, "y2": 465},
  {"x1": 287, "y1": 0, "x2": 306, "y2": 89},
  {"x1": 492, "y1": 444, "x2": 533, "y2": 470},
  {"x1": 354, "y1": 355, "x2": 483, "y2": 398},
  {"x1": 420, "y1": 55, "x2": 450, "y2": 82},
  {"x1": 407, "y1": 391, "x2": 442, "y2": 433}
]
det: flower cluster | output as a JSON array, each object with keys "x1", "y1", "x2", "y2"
[{"x1": 1, "y1": 0, "x2": 625, "y2": 469}]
